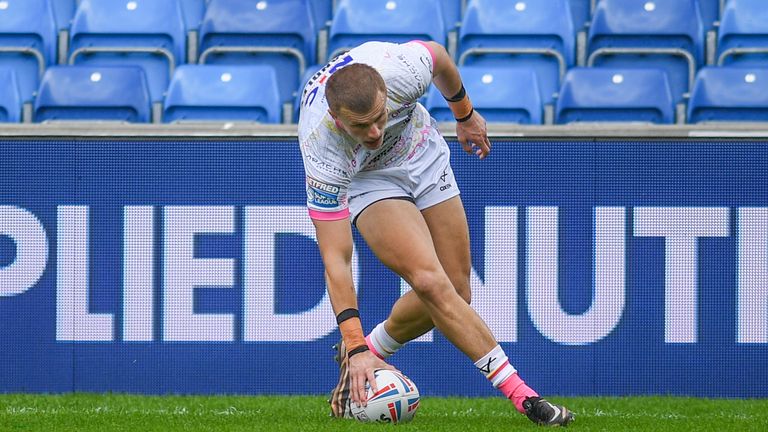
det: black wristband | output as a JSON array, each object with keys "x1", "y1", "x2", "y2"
[
  {"x1": 347, "y1": 345, "x2": 370, "y2": 358},
  {"x1": 455, "y1": 107, "x2": 474, "y2": 123},
  {"x1": 445, "y1": 84, "x2": 467, "y2": 102},
  {"x1": 336, "y1": 308, "x2": 359, "y2": 325}
]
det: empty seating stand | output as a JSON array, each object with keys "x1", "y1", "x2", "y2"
[
  {"x1": 34, "y1": 65, "x2": 151, "y2": 122},
  {"x1": 68, "y1": 0, "x2": 187, "y2": 103},
  {"x1": 717, "y1": 0, "x2": 768, "y2": 67},
  {"x1": 0, "y1": 67, "x2": 21, "y2": 122},
  {"x1": 328, "y1": 0, "x2": 446, "y2": 60},
  {"x1": 425, "y1": 66, "x2": 542, "y2": 124},
  {"x1": 163, "y1": 65, "x2": 281, "y2": 123},
  {"x1": 458, "y1": 0, "x2": 575, "y2": 106},
  {"x1": 199, "y1": 0, "x2": 316, "y2": 107},
  {"x1": 688, "y1": 67, "x2": 768, "y2": 123},
  {"x1": 555, "y1": 67, "x2": 675, "y2": 124},
  {"x1": 587, "y1": 0, "x2": 704, "y2": 102},
  {"x1": 0, "y1": 0, "x2": 57, "y2": 102}
]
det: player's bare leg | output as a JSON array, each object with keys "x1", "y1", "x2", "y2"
[
  {"x1": 356, "y1": 198, "x2": 497, "y2": 360},
  {"x1": 377, "y1": 196, "x2": 471, "y2": 343},
  {"x1": 357, "y1": 197, "x2": 574, "y2": 426}
]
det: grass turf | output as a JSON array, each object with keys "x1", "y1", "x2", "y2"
[{"x1": 1, "y1": 394, "x2": 767, "y2": 431}]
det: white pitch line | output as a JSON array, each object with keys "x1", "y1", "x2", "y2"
[{"x1": 4, "y1": 406, "x2": 263, "y2": 416}]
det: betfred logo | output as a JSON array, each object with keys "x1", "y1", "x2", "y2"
[
  {"x1": 306, "y1": 176, "x2": 342, "y2": 208},
  {"x1": 306, "y1": 176, "x2": 340, "y2": 194}
]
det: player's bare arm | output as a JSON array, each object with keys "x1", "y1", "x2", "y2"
[
  {"x1": 312, "y1": 217, "x2": 394, "y2": 407},
  {"x1": 425, "y1": 41, "x2": 491, "y2": 160}
]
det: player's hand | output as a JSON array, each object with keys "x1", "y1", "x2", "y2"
[
  {"x1": 456, "y1": 110, "x2": 491, "y2": 159},
  {"x1": 348, "y1": 350, "x2": 397, "y2": 407}
]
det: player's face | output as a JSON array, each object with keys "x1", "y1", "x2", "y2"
[{"x1": 335, "y1": 91, "x2": 388, "y2": 150}]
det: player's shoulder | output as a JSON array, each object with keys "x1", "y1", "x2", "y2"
[{"x1": 350, "y1": 41, "x2": 432, "y2": 64}]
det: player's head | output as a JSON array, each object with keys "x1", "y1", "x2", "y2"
[{"x1": 326, "y1": 63, "x2": 388, "y2": 150}]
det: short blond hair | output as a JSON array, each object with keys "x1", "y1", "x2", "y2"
[{"x1": 326, "y1": 63, "x2": 387, "y2": 115}]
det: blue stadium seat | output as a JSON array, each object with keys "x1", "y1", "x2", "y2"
[
  {"x1": 687, "y1": 67, "x2": 768, "y2": 122},
  {"x1": 0, "y1": 67, "x2": 21, "y2": 122},
  {"x1": 0, "y1": 0, "x2": 57, "y2": 102},
  {"x1": 425, "y1": 66, "x2": 542, "y2": 124},
  {"x1": 440, "y1": 0, "x2": 462, "y2": 29},
  {"x1": 328, "y1": 0, "x2": 446, "y2": 60},
  {"x1": 34, "y1": 65, "x2": 151, "y2": 122},
  {"x1": 698, "y1": 0, "x2": 720, "y2": 30},
  {"x1": 555, "y1": 68, "x2": 675, "y2": 124},
  {"x1": 163, "y1": 65, "x2": 281, "y2": 123},
  {"x1": 179, "y1": 0, "x2": 206, "y2": 29},
  {"x1": 458, "y1": 0, "x2": 575, "y2": 105},
  {"x1": 199, "y1": 0, "x2": 316, "y2": 105},
  {"x1": 587, "y1": 0, "x2": 705, "y2": 102},
  {"x1": 69, "y1": 0, "x2": 187, "y2": 103},
  {"x1": 51, "y1": 0, "x2": 77, "y2": 30},
  {"x1": 717, "y1": 0, "x2": 768, "y2": 67},
  {"x1": 309, "y1": 0, "x2": 333, "y2": 29},
  {"x1": 568, "y1": 0, "x2": 591, "y2": 30}
]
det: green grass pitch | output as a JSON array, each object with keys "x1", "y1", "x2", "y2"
[{"x1": 1, "y1": 394, "x2": 767, "y2": 431}]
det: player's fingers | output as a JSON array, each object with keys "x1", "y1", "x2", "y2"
[
  {"x1": 367, "y1": 371, "x2": 377, "y2": 394},
  {"x1": 460, "y1": 140, "x2": 472, "y2": 154},
  {"x1": 473, "y1": 135, "x2": 489, "y2": 156},
  {"x1": 349, "y1": 373, "x2": 358, "y2": 406},
  {"x1": 481, "y1": 141, "x2": 491, "y2": 158},
  {"x1": 482, "y1": 136, "x2": 491, "y2": 152},
  {"x1": 352, "y1": 372, "x2": 365, "y2": 407},
  {"x1": 366, "y1": 369, "x2": 378, "y2": 396}
]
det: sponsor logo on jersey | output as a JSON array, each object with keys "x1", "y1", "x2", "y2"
[{"x1": 307, "y1": 176, "x2": 342, "y2": 208}]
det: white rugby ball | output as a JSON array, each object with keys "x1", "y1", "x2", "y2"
[{"x1": 350, "y1": 369, "x2": 420, "y2": 424}]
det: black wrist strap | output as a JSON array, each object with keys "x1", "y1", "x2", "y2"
[
  {"x1": 336, "y1": 308, "x2": 359, "y2": 324},
  {"x1": 445, "y1": 84, "x2": 466, "y2": 102},
  {"x1": 455, "y1": 108, "x2": 474, "y2": 123},
  {"x1": 347, "y1": 345, "x2": 370, "y2": 358}
]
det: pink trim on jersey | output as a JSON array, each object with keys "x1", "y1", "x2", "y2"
[
  {"x1": 308, "y1": 208, "x2": 350, "y2": 221},
  {"x1": 408, "y1": 40, "x2": 435, "y2": 65}
]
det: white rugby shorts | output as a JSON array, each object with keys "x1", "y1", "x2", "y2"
[{"x1": 348, "y1": 124, "x2": 460, "y2": 226}]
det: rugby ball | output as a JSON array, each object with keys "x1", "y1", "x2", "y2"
[{"x1": 350, "y1": 369, "x2": 420, "y2": 424}]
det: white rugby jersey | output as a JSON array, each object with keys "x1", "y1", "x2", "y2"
[{"x1": 298, "y1": 41, "x2": 436, "y2": 220}]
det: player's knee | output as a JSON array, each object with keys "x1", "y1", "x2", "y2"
[{"x1": 407, "y1": 269, "x2": 452, "y2": 304}]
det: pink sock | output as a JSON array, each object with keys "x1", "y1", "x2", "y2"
[{"x1": 498, "y1": 373, "x2": 539, "y2": 413}]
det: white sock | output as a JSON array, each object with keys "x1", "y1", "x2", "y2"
[
  {"x1": 474, "y1": 345, "x2": 516, "y2": 387},
  {"x1": 365, "y1": 321, "x2": 404, "y2": 359}
]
